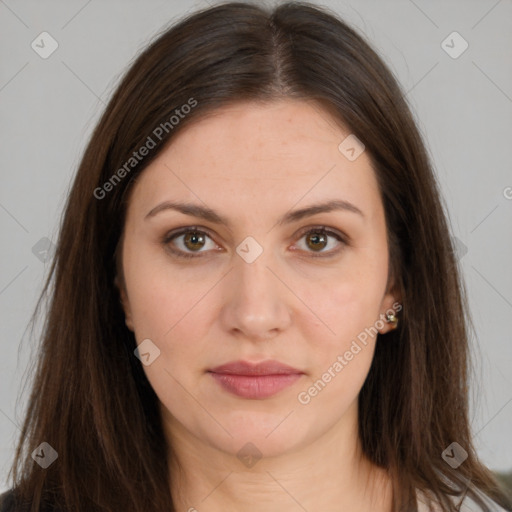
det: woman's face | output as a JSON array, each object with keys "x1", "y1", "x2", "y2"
[{"x1": 119, "y1": 99, "x2": 399, "y2": 460}]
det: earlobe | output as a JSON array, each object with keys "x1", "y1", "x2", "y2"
[
  {"x1": 384, "y1": 310, "x2": 399, "y2": 330},
  {"x1": 378, "y1": 289, "x2": 402, "y2": 334}
]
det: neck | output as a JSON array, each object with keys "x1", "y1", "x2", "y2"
[{"x1": 165, "y1": 403, "x2": 393, "y2": 512}]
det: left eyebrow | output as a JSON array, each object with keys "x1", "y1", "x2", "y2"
[
  {"x1": 276, "y1": 199, "x2": 365, "y2": 226},
  {"x1": 145, "y1": 198, "x2": 365, "y2": 228}
]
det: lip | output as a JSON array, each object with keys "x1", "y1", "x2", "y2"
[{"x1": 208, "y1": 360, "x2": 304, "y2": 399}]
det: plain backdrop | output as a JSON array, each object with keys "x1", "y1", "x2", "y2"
[{"x1": 1, "y1": 0, "x2": 511, "y2": 493}]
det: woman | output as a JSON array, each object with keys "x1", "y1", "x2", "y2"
[{"x1": 1, "y1": 2, "x2": 510, "y2": 511}]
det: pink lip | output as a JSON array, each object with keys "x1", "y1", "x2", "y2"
[{"x1": 208, "y1": 360, "x2": 304, "y2": 399}]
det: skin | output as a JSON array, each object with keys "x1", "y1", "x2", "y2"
[{"x1": 118, "y1": 99, "x2": 401, "y2": 512}]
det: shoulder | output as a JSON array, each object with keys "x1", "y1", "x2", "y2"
[{"x1": 417, "y1": 487, "x2": 510, "y2": 511}]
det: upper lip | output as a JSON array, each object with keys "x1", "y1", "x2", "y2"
[{"x1": 209, "y1": 360, "x2": 303, "y2": 376}]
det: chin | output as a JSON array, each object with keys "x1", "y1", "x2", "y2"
[{"x1": 202, "y1": 409, "x2": 312, "y2": 460}]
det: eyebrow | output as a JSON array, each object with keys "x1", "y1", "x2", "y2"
[{"x1": 145, "y1": 198, "x2": 364, "y2": 228}]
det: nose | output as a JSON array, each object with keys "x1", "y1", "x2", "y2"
[{"x1": 218, "y1": 248, "x2": 293, "y2": 343}]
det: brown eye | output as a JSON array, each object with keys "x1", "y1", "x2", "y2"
[
  {"x1": 183, "y1": 231, "x2": 207, "y2": 251},
  {"x1": 163, "y1": 228, "x2": 217, "y2": 259},
  {"x1": 295, "y1": 227, "x2": 347, "y2": 257},
  {"x1": 305, "y1": 231, "x2": 328, "y2": 251}
]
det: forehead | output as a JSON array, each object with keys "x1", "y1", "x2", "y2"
[{"x1": 127, "y1": 99, "x2": 382, "y2": 224}]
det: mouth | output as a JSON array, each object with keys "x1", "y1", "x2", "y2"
[{"x1": 208, "y1": 360, "x2": 304, "y2": 400}]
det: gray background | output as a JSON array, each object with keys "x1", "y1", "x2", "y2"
[{"x1": 1, "y1": 0, "x2": 511, "y2": 492}]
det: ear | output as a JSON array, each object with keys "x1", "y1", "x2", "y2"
[
  {"x1": 114, "y1": 274, "x2": 134, "y2": 332},
  {"x1": 377, "y1": 283, "x2": 402, "y2": 335}
]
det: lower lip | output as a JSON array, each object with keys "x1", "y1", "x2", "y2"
[{"x1": 209, "y1": 372, "x2": 302, "y2": 399}]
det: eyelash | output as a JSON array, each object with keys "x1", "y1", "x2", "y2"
[{"x1": 162, "y1": 226, "x2": 348, "y2": 260}]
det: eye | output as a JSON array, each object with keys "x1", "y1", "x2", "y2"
[
  {"x1": 163, "y1": 227, "x2": 218, "y2": 259},
  {"x1": 162, "y1": 225, "x2": 348, "y2": 260},
  {"x1": 293, "y1": 226, "x2": 347, "y2": 258}
]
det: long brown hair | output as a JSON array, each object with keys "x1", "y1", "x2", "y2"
[{"x1": 9, "y1": 2, "x2": 511, "y2": 511}]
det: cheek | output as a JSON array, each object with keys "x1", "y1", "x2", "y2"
[
  {"x1": 299, "y1": 260, "x2": 387, "y2": 351},
  {"x1": 123, "y1": 237, "x2": 210, "y2": 340},
  {"x1": 122, "y1": 246, "x2": 227, "y2": 394},
  {"x1": 123, "y1": 253, "x2": 214, "y2": 405},
  {"x1": 294, "y1": 275, "x2": 383, "y2": 414}
]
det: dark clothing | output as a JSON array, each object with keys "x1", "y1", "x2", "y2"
[
  {"x1": 0, "y1": 489, "x2": 53, "y2": 512},
  {"x1": 0, "y1": 491, "x2": 17, "y2": 512}
]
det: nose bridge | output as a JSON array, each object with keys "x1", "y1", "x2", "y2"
[
  {"x1": 237, "y1": 246, "x2": 274, "y2": 297},
  {"x1": 220, "y1": 236, "x2": 292, "y2": 339}
]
